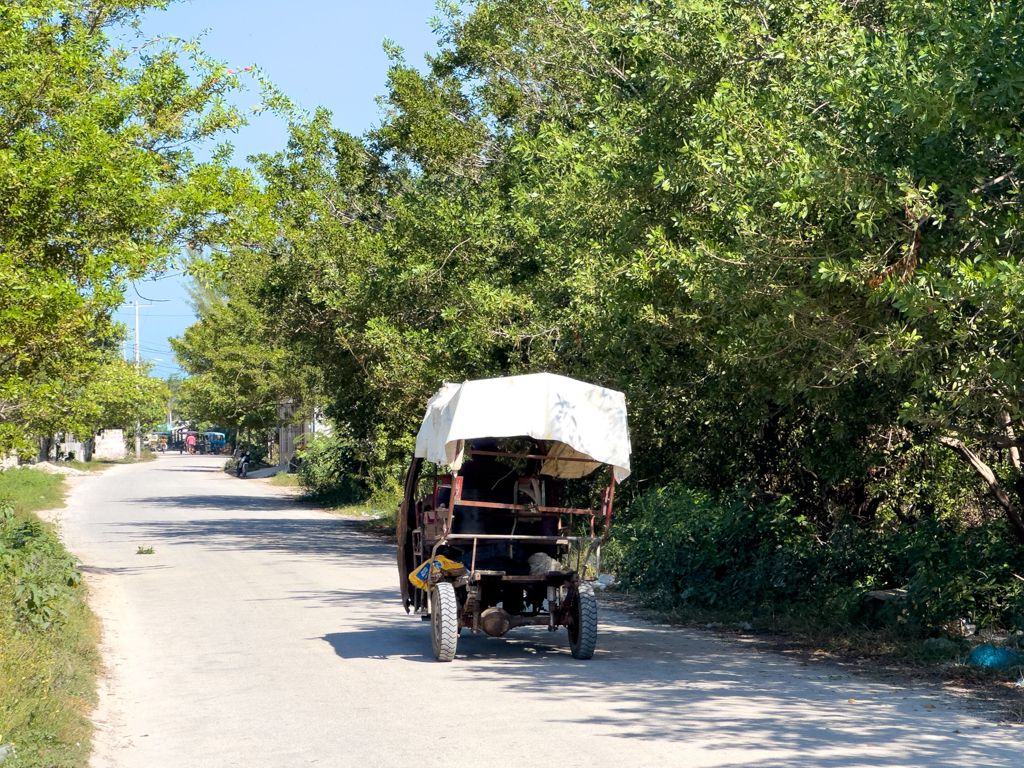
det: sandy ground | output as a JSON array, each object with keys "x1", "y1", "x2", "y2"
[{"x1": 57, "y1": 453, "x2": 1023, "y2": 768}]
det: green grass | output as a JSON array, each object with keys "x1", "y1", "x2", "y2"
[
  {"x1": 0, "y1": 579, "x2": 98, "y2": 768},
  {"x1": 0, "y1": 469, "x2": 65, "y2": 515},
  {"x1": 63, "y1": 459, "x2": 116, "y2": 472},
  {"x1": 59, "y1": 448, "x2": 159, "y2": 473},
  {"x1": 268, "y1": 471, "x2": 300, "y2": 487},
  {"x1": 1, "y1": 488, "x2": 98, "y2": 767},
  {"x1": 327, "y1": 503, "x2": 395, "y2": 536},
  {"x1": 328, "y1": 502, "x2": 385, "y2": 517}
]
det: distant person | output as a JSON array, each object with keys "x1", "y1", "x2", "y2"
[{"x1": 186, "y1": 433, "x2": 196, "y2": 454}]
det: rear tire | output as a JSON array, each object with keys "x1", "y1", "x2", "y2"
[
  {"x1": 431, "y1": 581, "x2": 459, "y2": 662},
  {"x1": 567, "y1": 581, "x2": 598, "y2": 659}
]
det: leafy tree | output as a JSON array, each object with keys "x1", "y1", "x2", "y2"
[
  {"x1": 187, "y1": 0, "x2": 1024, "y2": 550},
  {"x1": 76, "y1": 361, "x2": 168, "y2": 437},
  {"x1": 171, "y1": 290, "x2": 292, "y2": 432},
  {"x1": 0, "y1": 0, "x2": 257, "y2": 453},
  {"x1": 164, "y1": 372, "x2": 185, "y2": 426},
  {"x1": 399, "y1": 0, "x2": 1024, "y2": 538}
]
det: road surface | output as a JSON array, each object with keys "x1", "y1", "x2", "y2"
[{"x1": 59, "y1": 454, "x2": 1022, "y2": 767}]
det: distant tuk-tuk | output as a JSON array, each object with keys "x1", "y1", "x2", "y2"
[
  {"x1": 202, "y1": 432, "x2": 227, "y2": 454},
  {"x1": 398, "y1": 373, "x2": 630, "y2": 662}
]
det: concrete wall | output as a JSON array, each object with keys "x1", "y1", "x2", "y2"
[
  {"x1": 277, "y1": 402, "x2": 331, "y2": 471},
  {"x1": 55, "y1": 436, "x2": 91, "y2": 462},
  {"x1": 36, "y1": 434, "x2": 93, "y2": 463},
  {"x1": 93, "y1": 429, "x2": 126, "y2": 460}
]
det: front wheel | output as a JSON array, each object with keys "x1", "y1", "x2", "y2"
[
  {"x1": 567, "y1": 581, "x2": 598, "y2": 659},
  {"x1": 431, "y1": 581, "x2": 459, "y2": 662}
]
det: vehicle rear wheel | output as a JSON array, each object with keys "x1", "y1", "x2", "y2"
[
  {"x1": 567, "y1": 581, "x2": 598, "y2": 659},
  {"x1": 431, "y1": 581, "x2": 459, "y2": 662}
]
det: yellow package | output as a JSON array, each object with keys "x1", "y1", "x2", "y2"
[{"x1": 408, "y1": 555, "x2": 467, "y2": 589}]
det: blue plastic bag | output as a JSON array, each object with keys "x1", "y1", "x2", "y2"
[{"x1": 965, "y1": 643, "x2": 1024, "y2": 669}]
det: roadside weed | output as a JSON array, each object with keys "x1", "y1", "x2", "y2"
[{"x1": 0, "y1": 500, "x2": 98, "y2": 767}]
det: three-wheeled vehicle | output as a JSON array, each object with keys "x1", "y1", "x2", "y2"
[
  {"x1": 398, "y1": 373, "x2": 630, "y2": 661},
  {"x1": 202, "y1": 431, "x2": 227, "y2": 454}
]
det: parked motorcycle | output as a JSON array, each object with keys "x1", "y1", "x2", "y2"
[{"x1": 236, "y1": 451, "x2": 251, "y2": 478}]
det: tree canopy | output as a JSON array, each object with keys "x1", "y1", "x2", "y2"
[
  {"x1": 0, "y1": 0, "x2": 256, "y2": 451},
  {"x1": 177, "y1": 0, "x2": 1024, "y2": 544}
]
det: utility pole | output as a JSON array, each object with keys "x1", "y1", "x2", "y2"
[{"x1": 128, "y1": 301, "x2": 152, "y2": 459}]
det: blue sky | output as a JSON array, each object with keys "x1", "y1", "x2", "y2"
[{"x1": 118, "y1": 0, "x2": 440, "y2": 378}]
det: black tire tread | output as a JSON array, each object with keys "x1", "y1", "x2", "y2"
[
  {"x1": 569, "y1": 581, "x2": 598, "y2": 659},
  {"x1": 431, "y1": 582, "x2": 459, "y2": 662}
]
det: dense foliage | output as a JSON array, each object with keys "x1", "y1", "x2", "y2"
[
  {"x1": 612, "y1": 487, "x2": 1024, "y2": 633},
  {"x1": 0, "y1": 0, "x2": 255, "y2": 452},
  {"x1": 296, "y1": 432, "x2": 370, "y2": 504},
  {"x1": 171, "y1": 0, "x2": 1024, "y2": 630},
  {"x1": 0, "y1": 495, "x2": 97, "y2": 767}
]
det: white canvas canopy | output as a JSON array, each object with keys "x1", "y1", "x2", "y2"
[{"x1": 413, "y1": 373, "x2": 631, "y2": 483}]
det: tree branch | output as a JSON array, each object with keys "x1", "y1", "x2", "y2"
[
  {"x1": 937, "y1": 436, "x2": 1024, "y2": 543},
  {"x1": 1001, "y1": 411, "x2": 1021, "y2": 471}
]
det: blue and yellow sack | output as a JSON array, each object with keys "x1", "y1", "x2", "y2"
[{"x1": 408, "y1": 555, "x2": 466, "y2": 589}]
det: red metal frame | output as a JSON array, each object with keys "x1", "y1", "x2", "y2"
[{"x1": 406, "y1": 448, "x2": 618, "y2": 618}]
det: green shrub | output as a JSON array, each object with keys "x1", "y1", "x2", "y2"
[
  {"x1": 297, "y1": 433, "x2": 369, "y2": 504},
  {"x1": 611, "y1": 486, "x2": 1024, "y2": 636}
]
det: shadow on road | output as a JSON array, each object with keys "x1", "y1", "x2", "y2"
[
  {"x1": 307, "y1": 571, "x2": 1021, "y2": 767},
  {"x1": 80, "y1": 563, "x2": 171, "y2": 576},
  {"x1": 124, "y1": 494, "x2": 291, "y2": 512},
  {"x1": 322, "y1": 614, "x2": 1019, "y2": 766},
  {"x1": 317, "y1": 607, "x2": 1020, "y2": 766},
  {"x1": 113, "y1": 509, "x2": 391, "y2": 564},
  {"x1": 151, "y1": 467, "x2": 226, "y2": 474}
]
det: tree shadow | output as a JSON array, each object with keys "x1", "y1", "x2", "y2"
[
  {"x1": 304, "y1": 572, "x2": 1022, "y2": 766},
  {"x1": 113, "y1": 512, "x2": 393, "y2": 562},
  {"x1": 152, "y1": 467, "x2": 227, "y2": 474},
  {"x1": 320, "y1": 605, "x2": 1022, "y2": 765},
  {"x1": 79, "y1": 563, "x2": 172, "y2": 576}
]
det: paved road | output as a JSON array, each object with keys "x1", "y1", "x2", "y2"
[{"x1": 61, "y1": 454, "x2": 1021, "y2": 767}]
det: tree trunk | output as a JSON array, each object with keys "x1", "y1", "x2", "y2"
[
  {"x1": 1001, "y1": 411, "x2": 1021, "y2": 470},
  {"x1": 937, "y1": 436, "x2": 1024, "y2": 543}
]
